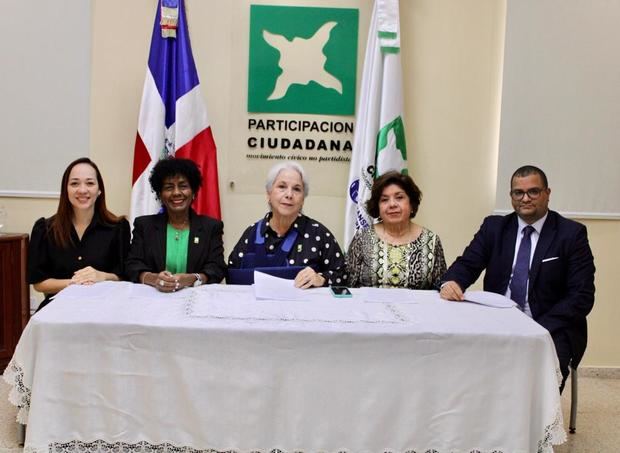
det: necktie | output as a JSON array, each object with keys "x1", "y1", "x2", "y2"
[{"x1": 510, "y1": 225, "x2": 535, "y2": 309}]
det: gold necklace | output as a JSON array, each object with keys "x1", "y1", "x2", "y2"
[
  {"x1": 170, "y1": 220, "x2": 188, "y2": 241},
  {"x1": 383, "y1": 223, "x2": 412, "y2": 243}
]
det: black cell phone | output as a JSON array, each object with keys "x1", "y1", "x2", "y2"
[{"x1": 330, "y1": 286, "x2": 353, "y2": 298}]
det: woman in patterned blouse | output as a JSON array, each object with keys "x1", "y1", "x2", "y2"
[
  {"x1": 346, "y1": 171, "x2": 446, "y2": 289},
  {"x1": 228, "y1": 162, "x2": 347, "y2": 288}
]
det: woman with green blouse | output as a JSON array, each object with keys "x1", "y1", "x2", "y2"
[{"x1": 125, "y1": 158, "x2": 226, "y2": 291}]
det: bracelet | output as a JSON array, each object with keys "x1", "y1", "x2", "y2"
[{"x1": 192, "y1": 273, "x2": 203, "y2": 287}]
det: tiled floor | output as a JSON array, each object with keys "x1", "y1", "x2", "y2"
[
  {"x1": 0, "y1": 377, "x2": 19, "y2": 451},
  {"x1": 554, "y1": 374, "x2": 620, "y2": 452},
  {"x1": 2, "y1": 373, "x2": 619, "y2": 452}
]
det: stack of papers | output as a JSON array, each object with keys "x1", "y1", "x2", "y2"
[
  {"x1": 253, "y1": 271, "x2": 310, "y2": 301},
  {"x1": 462, "y1": 290, "x2": 516, "y2": 308}
]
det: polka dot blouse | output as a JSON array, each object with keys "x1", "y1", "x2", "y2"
[{"x1": 228, "y1": 213, "x2": 347, "y2": 286}]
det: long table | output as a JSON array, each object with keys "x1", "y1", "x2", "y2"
[{"x1": 4, "y1": 281, "x2": 565, "y2": 453}]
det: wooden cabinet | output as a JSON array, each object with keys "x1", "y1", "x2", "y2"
[{"x1": 0, "y1": 234, "x2": 30, "y2": 371}]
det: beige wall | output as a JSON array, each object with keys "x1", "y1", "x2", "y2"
[{"x1": 1, "y1": 0, "x2": 617, "y2": 367}]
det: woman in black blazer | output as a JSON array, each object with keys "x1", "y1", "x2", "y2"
[{"x1": 125, "y1": 158, "x2": 226, "y2": 291}]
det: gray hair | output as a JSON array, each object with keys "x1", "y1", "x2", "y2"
[{"x1": 265, "y1": 162, "x2": 309, "y2": 197}]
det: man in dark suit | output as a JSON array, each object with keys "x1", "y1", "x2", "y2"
[{"x1": 440, "y1": 165, "x2": 595, "y2": 391}]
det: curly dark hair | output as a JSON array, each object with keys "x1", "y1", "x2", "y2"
[
  {"x1": 149, "y1": 158, "x2": 203, "y2": 199},
  {"x1": 366, "y1": 171, "x2": 422, "y2": 219}
]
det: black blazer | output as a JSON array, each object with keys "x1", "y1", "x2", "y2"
[
  {"x1": 442, "y1": 210, "x2": 595, "y2": 365},
  {"x1": 126, "y1": 210, "x2": 226, "y2": 284}
]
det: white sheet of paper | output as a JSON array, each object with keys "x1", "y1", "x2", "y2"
[
  {"x1": 463, "y1": 290, "x2": 516, "y2": 308},
  {"x1": 253, "y1": 271, "x2": 310, "y2": 301}
]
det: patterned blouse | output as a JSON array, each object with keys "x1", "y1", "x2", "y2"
[
  {"x1": 346, "y1": 225, "x2": 447, "y2": 290},
  {"x1": 228, "y1": 213, "x2": 347, "y2": 286}
]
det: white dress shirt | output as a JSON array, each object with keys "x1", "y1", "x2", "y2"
[{"x1": 505, "y1": 212, "x2": 548, "y2": 317}]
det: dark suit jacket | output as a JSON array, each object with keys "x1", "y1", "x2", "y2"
[
  {"x1": 126, "y1": 210, "x2": 226, "y2": 284},
  {"x1": 442, "y1": 210, "x2": 595, "y2": 365}
]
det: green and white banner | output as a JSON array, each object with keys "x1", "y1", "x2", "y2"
[
  {"x1": 344, "y1": 0, "x2": 408, "y2": 247},
  {"x1": 248, "y1": 5, "x2": 358, "y2": 115}
]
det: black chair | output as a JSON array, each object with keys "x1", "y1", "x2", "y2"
[
  {"x1": 17, "y1": 423, "x2": 25, "y2": 446},
  {"x1": 569, "y1": 364, "x2": 578, "y2": 434}
]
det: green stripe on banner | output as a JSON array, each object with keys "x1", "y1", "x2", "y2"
[
  {"x1": 378, "y1": 31, "x2": 397, "y2": 39},
  {"x1": 380, "y1": 46, "x2": 400, "y2": 54}
]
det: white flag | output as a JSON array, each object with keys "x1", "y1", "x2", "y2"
[{"x1": 344, "y1": 0, "x2": 408, "y2": 248}]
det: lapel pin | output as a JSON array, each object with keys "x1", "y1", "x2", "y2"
[
  {"x1": 297, "y1": 244, "x2": 302, "y2": 253},
  {"x1": 194, "y1": 237, "x2": 200, "y2": 244}
]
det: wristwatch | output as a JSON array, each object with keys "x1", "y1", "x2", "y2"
[{"x1": 193, "y1": 273, "x2": 203, "y2": 287}]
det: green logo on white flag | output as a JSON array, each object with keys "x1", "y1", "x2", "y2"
[
  {"x1": 376, "y1": 116, "x2": 407, "y2": 176},
  {"x1": 248, "y1": 5, "x2": 359, "y2": 115}
]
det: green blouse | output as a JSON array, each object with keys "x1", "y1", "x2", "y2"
[{"x1": 165, "y1": 225, "x2": 189, "y2": 273}]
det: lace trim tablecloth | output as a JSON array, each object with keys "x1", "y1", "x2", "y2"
[{"x1": 3, "y1": 282, "x2": 566, "y2": 453}]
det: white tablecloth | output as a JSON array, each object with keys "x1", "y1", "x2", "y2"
[{"x1": 4, "y1": 281, "x2": 565, "y2": 453}]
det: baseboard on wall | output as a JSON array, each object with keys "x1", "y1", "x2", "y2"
[{"x1": 579, "y1": 367, "x2": 620, "y2": 378}]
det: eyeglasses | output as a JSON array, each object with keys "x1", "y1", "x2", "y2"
[{"x1": 510, "y1": 188, "x2": 546, "y2": 200}]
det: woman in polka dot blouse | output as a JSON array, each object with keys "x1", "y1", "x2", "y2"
[{"x1": 228, "y1": 162, "x2": 347, "y2": 288}]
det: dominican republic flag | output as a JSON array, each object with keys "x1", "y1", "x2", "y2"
[
  {"x1": 131, "y1": 0, "x2": 221, "y2": 225},
  {"x1": 344, "y1": 0, "x2": 408, "y2": 248}
]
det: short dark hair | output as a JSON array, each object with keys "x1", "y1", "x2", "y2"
[
  {"x1": 149, "y1": 158, "x2": 203, "y2": 199},
  {"x1": 511, "y1": 165, "x2": 548, "y2": 189},
  {"x1": 366, "y1": 171, "x2": 422, "y2": 219}
]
